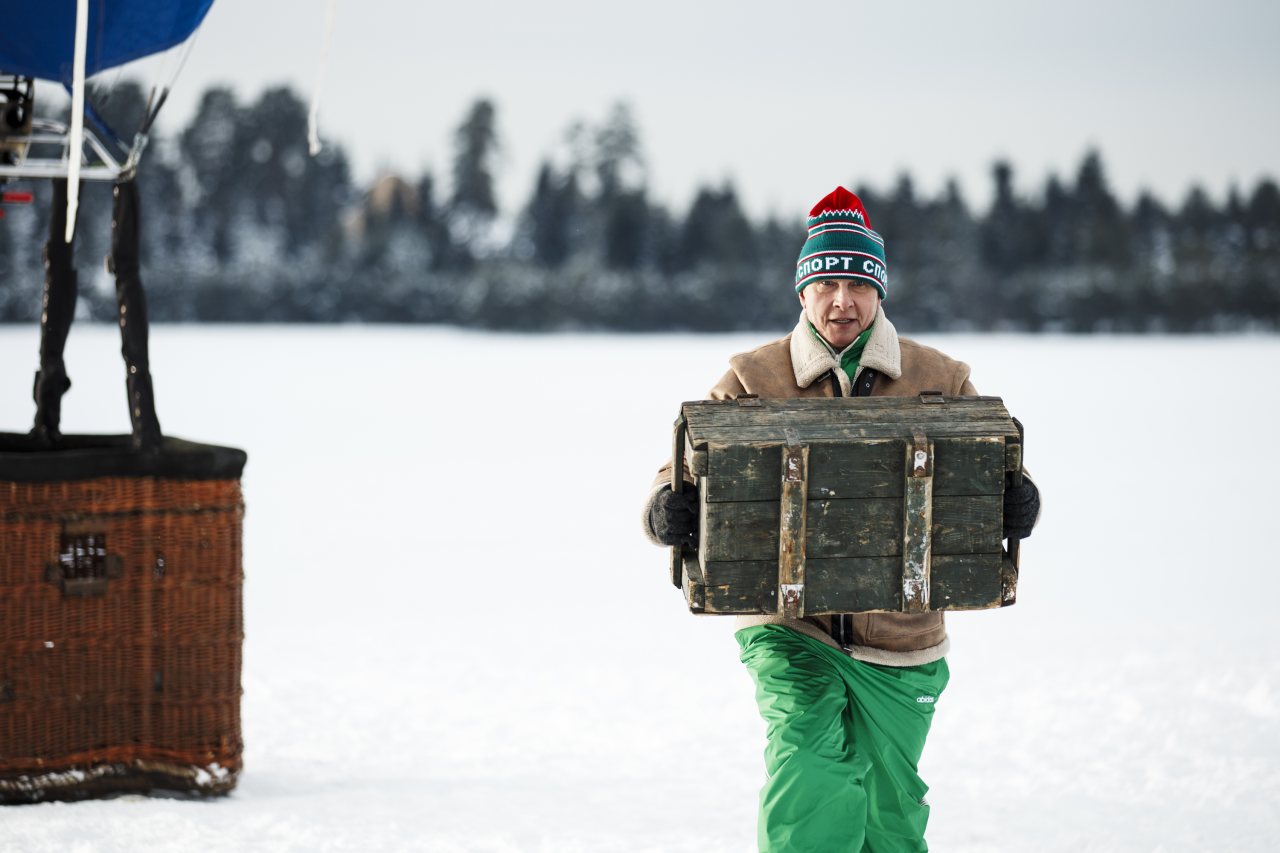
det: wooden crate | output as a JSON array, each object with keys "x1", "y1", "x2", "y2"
[
  {"x1": 671, "y1": 395, "x2": 1022, "y2": 616},
  {"x1": 0, "y1": 434, "x2": 247, "y2": 803}
]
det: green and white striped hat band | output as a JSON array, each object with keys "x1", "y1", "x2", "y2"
[{"x1": 794, "y1": 187, "x2": 888, "y2": 299}]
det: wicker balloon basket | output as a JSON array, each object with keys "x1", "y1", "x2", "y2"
[
  {"x1": 0, "y1": 435, "x2": 247, "y2": 803},
  {"x1": 1, "y1": 177, "x2": 247, "y2": 802}
]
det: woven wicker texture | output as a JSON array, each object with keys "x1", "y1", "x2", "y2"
[{"x1": 0, "y1": 475, "x2": 244, "y2": 802}]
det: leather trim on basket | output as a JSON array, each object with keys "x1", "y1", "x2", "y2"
[{"x1": 0, "y1": 434, "x2": 247, "y2": 482}]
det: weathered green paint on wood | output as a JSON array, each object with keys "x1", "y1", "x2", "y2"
[
  {"x1": 703, "y1": 441, "x2": 903, "y2": 502},
  {"x1": 931, "y1": 553, "x2": 1003, "y2": 609},
  {"x1": 703, "y1": 443, "x2": 782, "y2": 502},
  {"x1": 702, "y1": 559, "x2": 775, "y2": 612},
  {"x1": 698, "y1": 422, "x2": 1014, "y2": 443},
  {"x1": 933, "y1": 437, "x2": 1007, "y2": 495},
  {"x1": 805, "y1": 557, "x2": 903, "y2": 612},
  {"x1": 701, "y1": 499, "x2": 903, "y2": 562},
  {"x1": 684, "y1": 396, "x2": 1018, "y2": 435},
  {"x1": 932, "y1": 495, "x2": 1002, "y2": 553},
  {"x1": 700, "y1": 500, "x2": 779, "y2": 562},
  {"x1": 701, "y1": 495, "x2": 996, "y2": 563},
  {"x1": 692, "y1": 553, "x2": 1006, "y2": 614},
  {"x1": 807, "y1": 499, "x2": 902, "y2": 558},
  {"x1": 809, "y1": 441, "x2": 901, "y2": 499},
  {"x1": 703, "y1": 437, "x2": 1008, "y2": 503}
]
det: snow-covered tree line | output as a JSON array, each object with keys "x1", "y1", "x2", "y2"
[{"x1": 1, "y1": 83, "x2": 1277, "y2": 332}]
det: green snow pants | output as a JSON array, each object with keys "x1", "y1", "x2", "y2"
[{"x1": 736, "y1": 624, "x2": 950, "y2": 853}]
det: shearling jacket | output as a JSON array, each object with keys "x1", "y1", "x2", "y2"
[{"x1": 645, "y1": 306, "x2": 979, "y2": 667}]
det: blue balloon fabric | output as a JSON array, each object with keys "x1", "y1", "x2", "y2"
[{"x1": 0, "y1": 0, "x2": 215, "y2": 83}]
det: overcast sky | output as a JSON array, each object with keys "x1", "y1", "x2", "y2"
[{"x1": 122, "y1": 0, "x2": 1278, "y2": 219}]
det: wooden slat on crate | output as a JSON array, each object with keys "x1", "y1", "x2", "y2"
[
  {"x1": 932, "y1": 495, "x2": 1002, "y2": 552},
  {"x1": 776, "y1": 445, "x2": 809, "y2": 618},
  {"x1": 701, "y1": 496, "x2": 999, "y2": 563},
  {"x1": 703, "y1": 437, "x2": 1008, "y2": 503},
  {"x1": 690, "y1": 552, "x2": 1006, "y2": 615},
  {"x1": 676, "y1": 396, "x2": 1022, "y2": 615},
  {"x1": 931, "y1": 553, "x2": 1004, "y2": 609}
]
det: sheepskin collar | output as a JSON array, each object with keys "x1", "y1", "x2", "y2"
[{"x1": 789, "y1": 305, "x2": 902, "y2": 394}]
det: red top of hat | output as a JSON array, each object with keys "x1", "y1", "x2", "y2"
[{"x1": 808, "y1": 186, "x2": 872, "y2": 228}]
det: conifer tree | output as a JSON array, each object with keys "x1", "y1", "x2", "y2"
[
  {"x1": 1169, "y1": 186, "x2": 1219, "y2": 329},
  {"x1": 1243, "y1": 180, "x2": 1280, "y2": 322},
  {"x1": 981, "y1": 161, "x2": 1032, "y2": 274},
  {"x1": 415, "y1": 173, "x2": 457, "y2": 271},
  {"x1": 593, "y1": 103, "x2": 648, "y2": 270},
  {"x1": 594, "y1": 102, "x2": 644, "y2": 200},
  {"x1": 676, "y1": 184, "x2": 754, "y2": 272},
  {"x1": 180, "y1": 87, "x2": 244, "y2": 263},
  {"x1": 239, "y1": 87, "x2": 350, "y2": 257},
  {"x1": 525, "y1": 161, "x2": 579, "y2": 268},
  {"x1": 448, "y1": 98, "x2": 500, "y2": 253},
  {"x1": 1072, "y1": 150, "x2": 1130, "y2": 270}
]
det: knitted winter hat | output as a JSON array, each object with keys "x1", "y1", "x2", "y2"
[{"x1": 794, "y1": 187, "x2": 888, "y2": 299}]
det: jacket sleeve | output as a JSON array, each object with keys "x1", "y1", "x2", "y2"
[
  {"x1": 707, "y1": 368, "x2": 748, "y2": 401},
  {"x1": 641, "y1": 368, "x2": 747, "y2": 546}
]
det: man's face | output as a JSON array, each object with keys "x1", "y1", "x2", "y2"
[{"x1": 799, "y1": 279, "x2": 880, "y2": 349}]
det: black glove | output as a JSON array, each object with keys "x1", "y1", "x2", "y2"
[
  {"x1": 649, "y1": 484, "x2": 700, "y2": 549},
  {"x1": 1003, "y1": 475, "x2": 1039, "y2": 541}
]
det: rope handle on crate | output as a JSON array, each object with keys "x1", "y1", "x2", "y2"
[
  {"x1": 1001, "y1": 416, "x2": 1026, "y2": 606},
  {"x1": 669, "y1": 412, "x2": 688, "y2": 589}
]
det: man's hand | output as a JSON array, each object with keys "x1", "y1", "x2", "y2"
[
  {"x1": 649, "y1": 484, "x2": 700, "y2": 549},
  {"x1": 1003, "y1": 475, "x2": 1040, "y2": 540}
]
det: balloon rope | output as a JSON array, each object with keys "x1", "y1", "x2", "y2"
[
  {"x1": 134, "y1": 26, "x2": 201, "y2": 144},
  {"x1": 163, "y1": 27, "x2": 201, "y2": 98},
  {"x1": 308, "y1": 0, "x2": 339, "y2": 156},
  {"x1": 66, "y1": 0, "x2": 89, "y2": 242}
]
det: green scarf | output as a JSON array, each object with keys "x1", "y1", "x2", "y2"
[{"x1": 809, "y1": 321, "x2": 874, "y2": 383}]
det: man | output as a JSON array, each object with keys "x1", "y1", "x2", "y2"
[{"x1": 643, "y1": 187, "x2": 1040, "y2": 852}]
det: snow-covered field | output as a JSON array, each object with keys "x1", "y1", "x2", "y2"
[{"x1": 1, "y1": 325, "x2": 1278, "y2": 852}]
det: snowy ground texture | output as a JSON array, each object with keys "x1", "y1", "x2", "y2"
[{"x1": 2, "y1": 325, "x2": 1279, "y2": 853}]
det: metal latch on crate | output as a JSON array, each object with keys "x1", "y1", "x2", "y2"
[
  {"x1": 902, "y1": 430, "x2": 934, "y2": 612},
  {"x1": 776, "y1": 438, "x2": 809, "y2": 618}
]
